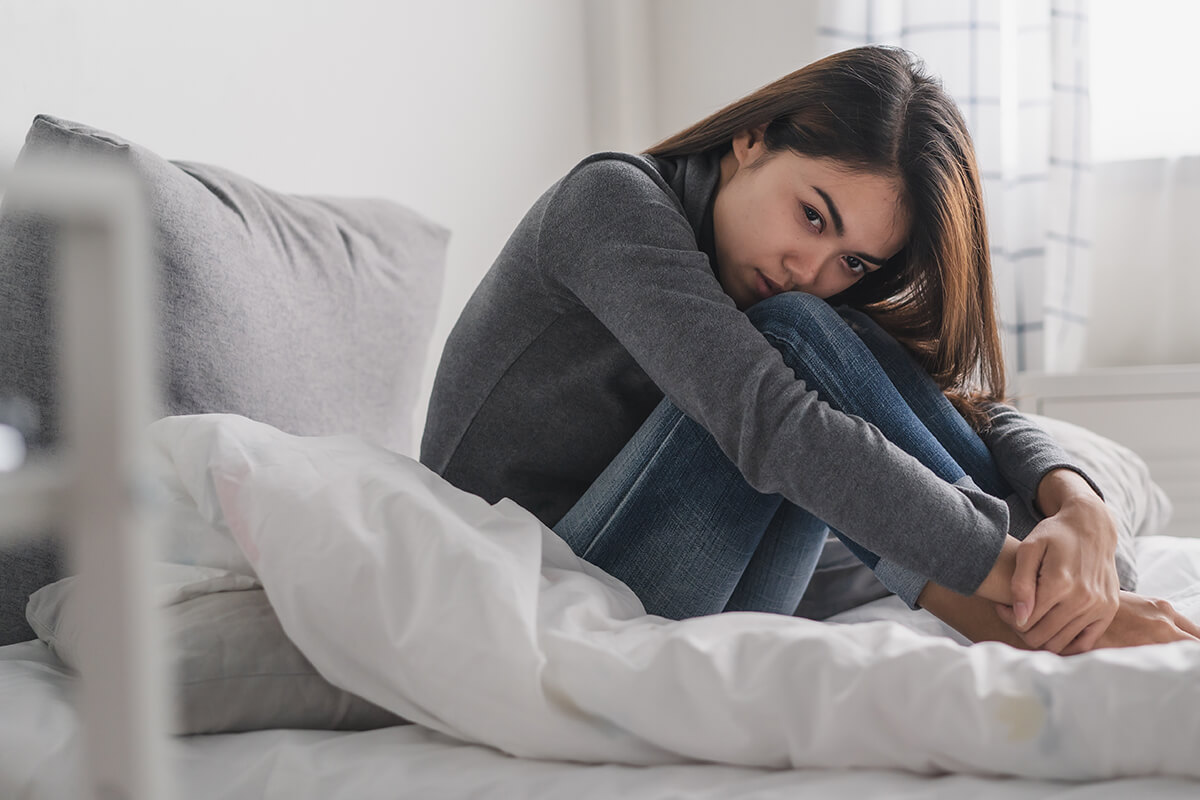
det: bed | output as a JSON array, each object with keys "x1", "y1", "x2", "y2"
[{"x1": 1, "y1": 116, "x2": 1199, "y2": 800}]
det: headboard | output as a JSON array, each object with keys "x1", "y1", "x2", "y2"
[{"x1": 1013, "y1": 365, "x2": 1200, "y2": 539}]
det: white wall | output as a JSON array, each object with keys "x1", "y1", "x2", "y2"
[
  {"x1": 648, "y1": 0, "x2": 820, "y2": 144},
  {"x1": 1090, "y1": 0, "x2": 1200, "y2": 162},
  {"x1": 1, "y1": 0, "x2": 832, "y2": 450},
  {"x1": 586, "y1": 0, "x2": 822, "y2": 154},
  {"x1": 11, "y1": 0, "x2": 1180, "y2": 447},
  {"x1": 0, "y1": 0, "x2": 593, "y2": 454}
]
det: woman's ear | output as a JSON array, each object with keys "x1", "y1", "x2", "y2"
[{"x1": 732, "y1": 123, "x2": 770, "y2": 166}]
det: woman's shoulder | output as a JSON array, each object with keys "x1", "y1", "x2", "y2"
[{"x1": 549, "y1": 151, "x2": 684, "y2": 217}]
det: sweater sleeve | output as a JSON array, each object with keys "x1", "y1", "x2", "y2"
[
  {"x1": 980, "y1": 402, "x2": 1105, "y2": 520},
  {"x1": 981, "y1": 402, "x2": 1137, "y2": 589},
  {"x1": 536, "y1": 156, "x2": 1011, "y2": 597}
]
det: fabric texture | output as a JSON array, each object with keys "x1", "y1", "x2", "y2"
[
  {"x1": 421, "y1": 148, "x2": 1099, "y2": 600},
  {"x1": 0, "y1": 114, "x2": 449, "y2": 644},
  {"x1": 26, "y1": 568, "x2": 407, "y2": 734}
]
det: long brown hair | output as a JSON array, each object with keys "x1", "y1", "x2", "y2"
[{"x1": 646, "y1": 45, "x2": 1006, "y2": 431}]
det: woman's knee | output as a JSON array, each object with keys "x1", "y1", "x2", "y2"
[
  {"x1": 744, "y1": 291, "x2": 856, "y2": 350},
  {"x1": 834, "y1": 304, "x2": 930, "y2": 382},
  {"x1": 833, "y1": 305, "x2": 879, "y2": 338}
]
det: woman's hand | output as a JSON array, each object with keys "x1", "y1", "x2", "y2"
[
  {"x1": 998, "y1": 591, "x2": 1200, "y2": 654},
  {"x1": 1002, "y1": 494, "x2": 1121, "y2": 654}
]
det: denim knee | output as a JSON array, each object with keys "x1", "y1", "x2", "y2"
[
  {"x1": 744, "y1": 292, "x2": 857, "y2": 351},
  {"x1": 834, "y1": 305, "x2": 880, "y2": 338}
]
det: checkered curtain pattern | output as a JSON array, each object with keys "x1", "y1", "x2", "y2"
[{"x1": 818, "y1": 0, "x2": 1093, "y2": 374}]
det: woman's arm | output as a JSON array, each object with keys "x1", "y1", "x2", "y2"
[
  {"x1": 921, "y1": 584, "x2": 1200, "y2": 653},
  {"x1": 537, "y1": 156, "x2": 1014, "y2": 601},
  {"x1": 922, "y1": 576, "x2": 1200, "y2": 657},
  {"x1": 1008, "y1": 470, "x2": 1121, "y2": 652},
  {"x1": 918, "y1": 472, "x2": 1123, "y2": 654},
  {"x1": 978, "y1": 403, "x2": 1107, "y2": 520},
  {"x1": 919, "y1": 475, "x2": 1127, "y2": 655},
  {"x1": 980, "y1": 403, "x2": 1138, "y2": 591},
  {"x1": 1002, "y1": 592, "x2": 1200, "y2": 653},
  {"x1": 917, "y1": 580, "x2": 1035, "y2": 650},
  {"x1": 969, "y1": 534, "x2": 1023, "y2": 606}
]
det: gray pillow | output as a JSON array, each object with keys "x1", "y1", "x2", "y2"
[
  {"x1": 0, "y1": 114, "x2": 448, "y2": 454},
  {"x1": 0, "y1": 115, "x2": 449, "y2": 644},
  {"x1": 26, "y1": 571, "x2": 407, "y2": 734}
]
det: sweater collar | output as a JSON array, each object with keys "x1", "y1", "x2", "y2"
[{"x1": 646, "y1": 147, "x2": 724, "y2": 276}]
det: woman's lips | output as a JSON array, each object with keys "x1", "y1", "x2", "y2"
[{"x1": 756, "y1": 271, "x2": 784, "y2": 300}]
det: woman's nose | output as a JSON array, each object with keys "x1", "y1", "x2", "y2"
[{"x1": 784, "y1": 254, "x2": 822, "y2": 290}]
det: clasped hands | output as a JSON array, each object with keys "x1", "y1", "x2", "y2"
[{"x1": 992, "y1": 476, "x2": 1200, "y2": 654}]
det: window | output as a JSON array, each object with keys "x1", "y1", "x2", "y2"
[{"x1": 1090, "y1": 0, "x2": 1200, "y2": 161}]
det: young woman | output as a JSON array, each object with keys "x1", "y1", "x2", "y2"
[{"x1": 421, "y1": 45, "x2": 1200, "y2": 655}]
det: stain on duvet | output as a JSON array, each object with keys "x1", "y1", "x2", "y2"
[{"x1": 990, "y1": 694, "x2": 1047, "y2": 743}]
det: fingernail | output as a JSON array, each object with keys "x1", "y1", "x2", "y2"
[{"x1": 1015, "y1": 603, "x2": 1030, "y2": 627}]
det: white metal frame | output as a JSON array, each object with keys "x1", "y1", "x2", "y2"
[{"x1": 0, "y1": 160, "x2": 169, "y2": 800}]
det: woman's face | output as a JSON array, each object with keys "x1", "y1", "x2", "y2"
[{"x1": 711, "y1": 126, "x2": 911, "y2": 310}]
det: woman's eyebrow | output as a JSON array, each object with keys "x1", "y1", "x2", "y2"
[
  {"x1": 813, "y1": 186, "x2": 846, "y2": 235},
  {"x1": 813, "y1": 185, "x2": 887, "y2": 268}
]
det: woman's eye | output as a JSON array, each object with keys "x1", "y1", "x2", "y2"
[
  {"x1": 802, "y1": 205, "x2": 823, "y2": 231},
  {"x1": 845, "y1": 256, "x2": 866, "y2": 275}
]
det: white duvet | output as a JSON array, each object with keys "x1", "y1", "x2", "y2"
[{"x1": 147, "y1": 414, "x2": 1200, "y2": 781}]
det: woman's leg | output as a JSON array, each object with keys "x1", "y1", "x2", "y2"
[
  {"x1": 553, "y1": 395, "x2": 829, "y2": 620},
  {"x1": 723, "y1": 502, "x2": 831, "y2": 614},
  {"x1": 743, "y1": 294, "x2": 973, "y2": 488},
  {"x1": 833, "y1": 305, "x2": 1011, "y2": 499},
  {"x1": 555, "y1": 291, "x2": 1004, "y2": 620},
  {"x1": 737, "y1": 293, "x2": 1019, "y2": 609}
]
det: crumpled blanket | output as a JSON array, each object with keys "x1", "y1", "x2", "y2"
[{"x1": 148, "y1": 413, "x2": 1200, "y2": 780}]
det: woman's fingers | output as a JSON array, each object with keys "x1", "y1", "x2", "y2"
[
  {"x1": 1043, "y1": 612, "x2": 1099, "y2": 655},
  {"x1": 1058, "y1": 621, "x2": 1104, "y2": 657},
  {"x1": 1017, "y1": 601, "x2": 1082, "y2": 650},
  {"x1": 1068, "y1": 618, "x2": 1110, "y2": 654},
  {"x1": 996, "y1": 601, "x2": 1092, "y2": 653},
  {"x1": 1168, "y1": 604, "x2": 1200, "y2": 640},
  {"x1": 1010, "y1": 538, "x2": 1046, "y2": 629},
  {"x1": 1001, "y1": 593, "x2": 1200, "y2": 654}
]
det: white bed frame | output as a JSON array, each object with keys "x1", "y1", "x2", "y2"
[
  {"x1": 0, "y1": 161, "x2": 1195, "y2": 800},
  {"x1": 0, "y1": 161, "x2": 169, "y2": 800}
]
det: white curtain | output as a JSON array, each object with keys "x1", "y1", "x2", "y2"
[
  {"x1": 1086, "y1": 155, "x2": 1200, "y2": 367},
  {"x1": 817, "y1": 0, "x2": 1093, "y2": 374}
]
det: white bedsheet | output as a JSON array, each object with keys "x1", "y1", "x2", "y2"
[{"x1": 2, "y1": 412, "x2": 1199, "y2": 799}]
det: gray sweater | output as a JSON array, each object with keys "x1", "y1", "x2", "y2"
[{"x1": 420, "y1": 148, "x2": 1103, "y2": 598}]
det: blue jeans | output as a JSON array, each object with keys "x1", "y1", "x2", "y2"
[{"x1": 553, "y1": 291, "x2": 1014, "y2": 621}]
